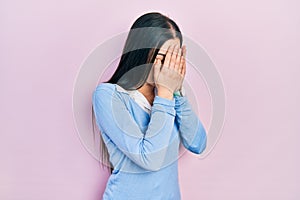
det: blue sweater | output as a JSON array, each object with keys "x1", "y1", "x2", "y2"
[{"x1": 92, "y1": 83, "x2": 207, "y2": 200}]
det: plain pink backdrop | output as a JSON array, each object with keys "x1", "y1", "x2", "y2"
[{"x1": 1, "y1": 0, "x2": 299, "y2": 199}]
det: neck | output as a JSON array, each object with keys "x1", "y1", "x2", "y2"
[{"x1": 138, "y1": 83, "x2": 155, "y2": 106}]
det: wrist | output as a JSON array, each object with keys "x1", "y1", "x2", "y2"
[{"x1": 157, "y1": 85, "x2": 173, "y2": 100}]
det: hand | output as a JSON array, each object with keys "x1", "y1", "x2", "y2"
[
  {"x1": 176, "y1": 45, "x2": 186, "y2": 93},
  {"x1": 154, "y1": 44, "x2": 185, "y2": 98}
]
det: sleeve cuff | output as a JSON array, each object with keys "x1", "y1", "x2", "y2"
[
  {"x1": 152, "y1": 95, "x2": 176, "y2": 116},
  {"x1": 174, "y1": 95, "x2": 188, "y2": 108},
  {"x1": 153, "y1": 95, "x2": 175, "y2": 107}
]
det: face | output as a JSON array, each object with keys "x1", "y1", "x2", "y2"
[{"x1": 146, "y1": 38, "x2": 181, "y2": 86}]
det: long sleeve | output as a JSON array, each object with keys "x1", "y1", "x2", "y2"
[
  {"x1": 174, "y1": 95, "x2": 207, "y2": 154},
  {"x1": 92, "y1": 84, "x2": 178, "y2": 171}
]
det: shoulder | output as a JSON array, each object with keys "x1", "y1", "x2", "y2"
[
  {"x1": 94, "y1": 82, "x2": 116, "y2": 93},
  {"x1": 93, "y1": 82, "x2": 119, "y2": 97},
  {"x1": 92, "y1": 83, "x2": 117, "y2": 104},
  {"x1": 93, "y1": 83, "x2": 130, "y2": 104},
  {"x1": 94, "y1": 83, "x2": 130, "y2": 96},
  {"x1": 92, "y1": 83, "x2": 129, "y2": 112}
]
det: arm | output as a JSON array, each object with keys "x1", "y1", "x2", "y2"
[
  {"x1": 174, "y1": 95, "x2": 207, "y2": 154},
  {"x1": 92, "y1": 84, "x2": 178, "y2": 171}
]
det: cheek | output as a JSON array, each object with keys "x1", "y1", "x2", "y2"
[{"x1": 146, "y1": 67, "x2": 155, "y2": 84}]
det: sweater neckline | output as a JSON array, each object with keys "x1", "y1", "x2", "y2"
[{"x1": 115, "y1": 84, "x2": 155, "y2": 115}]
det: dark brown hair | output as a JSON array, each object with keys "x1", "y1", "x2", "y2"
[{"x1": 92, "y1": 12, "x2": 183, "y2": 174}]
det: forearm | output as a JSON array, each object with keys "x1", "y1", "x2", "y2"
[
  {"x1": 93, "y1": 86, "x2": 179, "y2": 170},
  {"x1": 174, "y1": 95, "x2": 207, "y2": 154}
]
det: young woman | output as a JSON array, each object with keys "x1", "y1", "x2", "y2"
[{"x1": 92, "y1": 12, "x2": 207, "y2": 200}]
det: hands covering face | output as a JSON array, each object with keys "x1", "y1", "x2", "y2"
[{"x1": 147, "y1": 44, "x2": 187, "y2": 94}]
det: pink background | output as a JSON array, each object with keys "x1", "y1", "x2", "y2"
[{"x1": 1, "y1": 0, "x2": 299, "y2": 199}]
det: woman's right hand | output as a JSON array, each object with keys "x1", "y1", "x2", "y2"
[{"x1": 154, "y1": 44, "x2": 185, "y2": 100}]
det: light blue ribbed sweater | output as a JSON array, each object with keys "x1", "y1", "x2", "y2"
[{"x1": 92, "y1": 83, "x2": 207, "y2": 200}]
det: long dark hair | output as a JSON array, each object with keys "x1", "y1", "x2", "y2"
[{"x1": 92, "y1": 12, "x2": 183, "y2": 174}]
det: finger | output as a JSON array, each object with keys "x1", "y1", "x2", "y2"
[
  {"x1": 174, "y1": 47, "x2": 182, "y2": 72},
  {"x1": 156, "y1": 53, "x2": 165, "y2": 63},
  {"x1": 179, "y1": 55, "x2": 184, "y2": 75},
  {"x1": 169, "y1": 44, "x2": 178, "y2": 69},
  {"x1": 153, "y1": 58, "x2": 161, "y2": 80},
  {"x1": 181, "y1": 45, "x2": 187, "y2": 75},
  {"x1": 182, "y1": 58, "x2": 186, "y2": 76},
  {"x1": 163, "y1": 44, "x2": 175, "y2": 69},
  {"x1": 182, "y1": 45, "x2": 186, "y2": 58}
]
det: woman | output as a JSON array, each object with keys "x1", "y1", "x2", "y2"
[{"x1": 92, "y1": 12, "x2": 207, "y2": 200}]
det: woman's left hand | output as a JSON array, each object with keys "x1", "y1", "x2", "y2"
[{"x1": 176, "y1": 45, "x2": 187, "y2": 93}]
